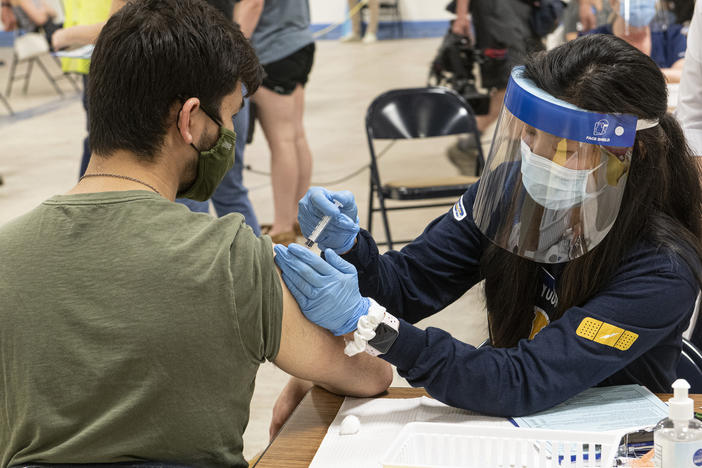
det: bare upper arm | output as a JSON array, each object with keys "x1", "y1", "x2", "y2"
[
  {"x1": 663, "y1": 60, "x2": 684, "y2": 83},
  {"x1": 233, "y1": 0, "x2": 264, "y2": 38},
  {"x1": 18, "y1": 0, "x2": 50, "y2": 25},
  {"x1": 272, "y1": 267, "x2": 392, "y2": 397}
]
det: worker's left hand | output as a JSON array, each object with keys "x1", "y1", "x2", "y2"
[
  {"x1": 274, "y1": 243, "x2": 369, "y2": 336},
  {"x1": 298, "y1": 187, "x2": 360, "y2": 254}
]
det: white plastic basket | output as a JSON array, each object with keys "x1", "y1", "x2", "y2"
[{"x1": 381, "y1": 422, "x2": 623, "y2": 468}]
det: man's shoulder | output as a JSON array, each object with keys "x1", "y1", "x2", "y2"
[
  {"x1": 0, "y1": 193, "x2": 252, "y2": 251},
  {"x1": 0, "y1": 203, "x2": 47, "y2": 244}
]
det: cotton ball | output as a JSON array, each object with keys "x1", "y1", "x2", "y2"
[{"x1": 339, "y1": 415, "x2": 361, "y2": 435}]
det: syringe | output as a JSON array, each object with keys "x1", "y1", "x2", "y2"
[{"x1": 305, "y1": 200, "x2": 343, "y2": 247}]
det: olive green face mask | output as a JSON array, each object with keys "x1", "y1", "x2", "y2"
[{"x1": 177, "y1": 107, "x2": 237, "y2": 202}]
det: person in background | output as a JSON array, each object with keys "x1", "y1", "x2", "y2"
[
  {"x1": 1, "y1": 1, "x2": 17, "y2": 31},
  {"x1": 175, "y1": 0, "x2": 261, "y2": 235},
  {"x1": 561, "y1": 0, "x2": 582, "y2": 42},
  {"x1": 579, "y1": 0, "x2": 614, "y2": 32},
  {"x1": 236, "y1": 0, "x2": 315, "y2": 245},
  {"x1": 51, "y1": 0, "x2": 125, "y2": 177},
  {"x1": 0, "y1": 1, "x2": 15, "y2": 139},
  {"x1": 0, "y1": 1, "x2": 391, "y2": 465},
  {"x1": 584, "y1": 0, "x2": 687, "y2": 82},
  {"x1": 273, "y1": 35, "x2": 702, "y2": 420},
  {"x1": 9, "y1": 0, "x2": 60, "y2": 46},
  {"x1": 446, "y1": 0, "x2": 543, "y2": 176},
  {"x1": 677, "y1": 0, "x2": 701, "y2": 157},
  {"x1": 341, "y1": 0, "x2": 379, "y2": 43}
]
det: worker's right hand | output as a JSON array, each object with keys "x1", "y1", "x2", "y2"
[
  {"x1": 298, "y1": 187, "x2": 360, "y2": 254},
  {"x1": 274, "y1": 244, "x2": 369, "y2": 336}
]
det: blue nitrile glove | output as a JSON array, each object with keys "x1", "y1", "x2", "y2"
[
  {"x1": 298, "y1": 187, "x2": 360, "y2": 254},
  {"x1": 274, "y1": 243, "x2": 369, "y2": 336}
]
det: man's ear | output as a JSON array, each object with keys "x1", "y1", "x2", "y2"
[{"x1": 176, "y1": 97, "x2": 201, "y2": 145}]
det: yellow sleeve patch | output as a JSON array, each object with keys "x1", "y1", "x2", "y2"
[
  {"x1": 576, "y1": 317, "x2": 638, "y2": 351},
  {"x1": 576, "y1": 317, "x2": 603, "y2": 340},
  {"x1": 614, "y1": 331, "x2": 639, "y2": 351}
]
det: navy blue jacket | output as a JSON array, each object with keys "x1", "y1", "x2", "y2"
[{"x1": 342, "y1": 182, "x2": 698, "y2": 416}]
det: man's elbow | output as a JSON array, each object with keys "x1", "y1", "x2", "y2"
[{"x1": 362, "y1": 361, "x2": 393, "y2": 396}]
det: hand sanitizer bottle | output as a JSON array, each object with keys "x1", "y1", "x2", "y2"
[{"x1": 654, "y1": 379, "x2": 702, "y2": 467}]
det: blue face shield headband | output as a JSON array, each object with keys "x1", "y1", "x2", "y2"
[
  {"x1": 503, "y1": 67, "x2": 659, "y2": 147},
  {"x1": 472, "y1": 66, "x2": 658, "y2": 264}
]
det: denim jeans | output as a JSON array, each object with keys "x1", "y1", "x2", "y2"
[{"x1": 176, "y1": 97, "x2": 261, "y2": 235}]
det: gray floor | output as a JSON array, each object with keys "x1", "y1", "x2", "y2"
[{"x1": 0, "y1": 38, "x2": 489, "y2": 460}]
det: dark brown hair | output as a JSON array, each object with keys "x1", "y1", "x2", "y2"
[{"x1": 88, "y1": 0, "x2": 263, "y2": 159}]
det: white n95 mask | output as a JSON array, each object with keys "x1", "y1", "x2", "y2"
[{"x1": 520, "y1": 140, "x2": 605, "y2": 211}]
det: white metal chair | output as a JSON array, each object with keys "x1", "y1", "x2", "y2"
[{"x1": 5, "y1": 32, "x2": 79, "y2": 97}]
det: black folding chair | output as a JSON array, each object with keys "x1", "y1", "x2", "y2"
[
  {"x1": 677, "y1": 338, "x2": 702, "y2": 393},
  {"x1": 366, "y1": 86, "x2": 484, "y2": 249}
]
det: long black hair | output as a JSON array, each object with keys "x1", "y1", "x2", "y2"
[{"x1": 482, "y1": 34, "x2": 702, "y2": 348}]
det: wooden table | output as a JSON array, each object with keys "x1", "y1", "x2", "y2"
[{"x1": 253, "y1": 387, "x2": 702, "y2": 467}]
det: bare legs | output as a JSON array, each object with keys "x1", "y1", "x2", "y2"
[
  {"x1": 476, "y1": 89, "x2": 506, "y2": 134},
  {"x1": 345, "y1": 0, "x2": 379, "y2": 40},
  {"x1": 253, "y1": 84, "x2": 312, "y2": 237}
]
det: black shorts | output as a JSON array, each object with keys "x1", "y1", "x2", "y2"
[
  {"x1": 470, "y1": 0, "x2": 542, "y2": 89},
  {"x1": 261, "y1": 43, "x2": 316, "y2": 95}
]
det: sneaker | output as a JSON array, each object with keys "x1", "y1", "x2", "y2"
[
  {"x1": 446, "y1": 139, "x2": 479, "y2": 176},
  {"x1": 362, "y1": 32, "x2": 377, "y2": 44},
  {"x1": 340, "y1": 33, "x2": 361, "y2": 43}
]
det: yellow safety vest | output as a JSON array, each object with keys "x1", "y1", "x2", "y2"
[{"x1": 60, "y1": 0, "x2": 112, "y2": 74}]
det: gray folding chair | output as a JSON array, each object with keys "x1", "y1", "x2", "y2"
[{"x1": 5, "y1": 32, "x2": 80, "y2": 98}]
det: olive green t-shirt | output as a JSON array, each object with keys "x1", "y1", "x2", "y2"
[{"x1": 0, "y1": 191, "x2": 283, "y2": 468}]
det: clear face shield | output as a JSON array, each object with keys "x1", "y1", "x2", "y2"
[{"x1": 473, "y1": 67, "x2": 658, "y2": 264}]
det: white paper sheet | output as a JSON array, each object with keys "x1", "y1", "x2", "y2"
[
  {"x1": 309, "y1": 396, "x2": 512, "y2": 468},
  {"x1": 54, "y1": 45, "x2": 94, "y2": 60},
  {"x1": 512, "y1": 384, "x2": 669, "y2": 432}
]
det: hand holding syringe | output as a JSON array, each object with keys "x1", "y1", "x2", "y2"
[
  {"x1": 305, "y1": 200, "x2": 343, "y2": 247},
  {"x1": 297, "y1": 187, "x2": 360, "y2": 254}
]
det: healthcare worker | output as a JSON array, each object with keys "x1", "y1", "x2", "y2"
[
  {"x1": 584, "y1": 0, "x2": 688, "y2": 83},
  {"x1": 274, "y1": 34, "x2": 702, "y2": 417},
  {"x1": 677, "y1": 0, "x2": 702, "y2": 157}
]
